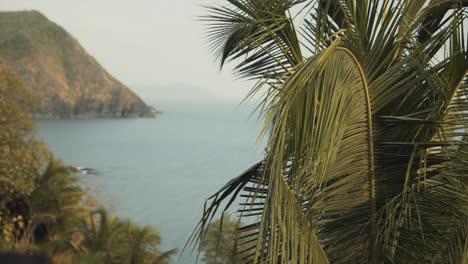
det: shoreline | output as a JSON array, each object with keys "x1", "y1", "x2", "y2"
[{"x1": 32, "y1": 109, "x2": 162, "y2": 120}]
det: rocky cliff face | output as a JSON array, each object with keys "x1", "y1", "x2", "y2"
[{"x1": 0, "y1": 10, "x2": 155, "y2": 118}]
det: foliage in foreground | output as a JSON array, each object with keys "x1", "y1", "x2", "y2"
[
  {"x1": 200, "y1": 214, "x2": 254, "y2": 264},
  {"x1": 0, "y1": 65, "x2": 46, "y2": 199},
  {"x1": 0, "y1": 66, "x2": 175, "y2": 263},
  {"x1": 195, "y1": 0, "x2": 468, "y2": 263}
]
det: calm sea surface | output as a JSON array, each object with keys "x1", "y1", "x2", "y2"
[{"x1": 37, "y1": 100, "x2": 264, "y2": 263}]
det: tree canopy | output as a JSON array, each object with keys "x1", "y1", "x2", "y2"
[{"x1": 0, "y1": 65, "x2": 47, "y2": 198}]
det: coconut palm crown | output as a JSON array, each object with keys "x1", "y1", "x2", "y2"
[{"x1": 193, "y1": 0, "x2": 468, "y2": 263}]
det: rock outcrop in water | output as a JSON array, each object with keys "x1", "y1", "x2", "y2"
[{"x1": 0, "y1": 10, "x2": 156, "y2": 118}]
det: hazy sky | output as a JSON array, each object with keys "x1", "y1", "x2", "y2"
[{"x1": 0, "y1": 0, "x2": 254, "y2": 101}]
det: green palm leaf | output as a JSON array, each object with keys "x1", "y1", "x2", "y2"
[{"x1": 195, "y1": 1, "x2": 468, "y2": 263}]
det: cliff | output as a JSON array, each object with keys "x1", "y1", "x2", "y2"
[{"x1": 0, "y1": 10, "x2": 155, "y2": 118}]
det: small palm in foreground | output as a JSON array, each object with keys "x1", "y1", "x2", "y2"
[
  {"x1": 126, "y1": 223, "x2": 176, "y2": 264},
  {"x1": 0, "y1": 160, "x2": 87, "y2": 259},
  {"x1": 194, "y1": 0, "x2": 468, "y2": 263},
  {"x1": 200, "y1": 214, "x2": 254, "y2": 264},
  {"x1": 79, "y1": 209, "x2": 127, "y2": 263},
  {"x1": 27, "y1": 160, "x2": 87, "y2": 246},
  {"x1": 79, "y1": 209, "x2": 175, "y2": 264}
]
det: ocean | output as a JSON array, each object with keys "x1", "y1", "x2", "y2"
[{"x1": 37, "y1": 99, "x2": 265, "y2": 263}]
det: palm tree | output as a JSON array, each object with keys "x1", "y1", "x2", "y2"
[
  {"x1": 15, "y1": 160, "x2": 88, "y2": 260},
  {"x1": 78, "y1": 209, "x2": 175, "y2": 264},
  {"x1": 200, "y1": 214, "x2": 255, "y2": 264},
  {"x1": 194, "y1": 0, "x2": 468, "y2": 263},
  {"x1": 78, "y1": 209, "x2": 130, "y2": 263},
  {"x1": 126, "y1": 224, "x2": 160, "y2": 264},
  {"x1": 126, "y1": 222, "x2": 176, "y2": 264},
  {"x1": 28, "y1": 160, "x2": 87, "y2": 238}
]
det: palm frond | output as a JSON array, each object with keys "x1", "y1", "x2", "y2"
[
  {"x1": 203, "y1": 0, "x2": 306, "y2": 80},
  {"x1": 197, "y1": 1, "x2": 468, "y2": 263},
  {"x1": 379, "y1": 73, "x2": 468, "y2": 262},
  {"x1": 437, "y1": 219, "x2": 468, "y2": 264}
]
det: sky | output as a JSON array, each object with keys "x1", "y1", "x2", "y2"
[{"x1": 0, "y1": 0, "x2": 254, "y2": 101}]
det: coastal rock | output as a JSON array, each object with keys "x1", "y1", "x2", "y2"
[{"x1": 70, "y1": 166, "x2": 98, "y2": 175}]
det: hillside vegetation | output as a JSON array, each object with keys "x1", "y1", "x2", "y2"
[{"x1": 0, "y1": 10, "x2": 155, "y2": 118}]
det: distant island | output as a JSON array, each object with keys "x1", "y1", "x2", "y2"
[{"x1": 0, "y1": 10, "x2": 156, "y2": 118}]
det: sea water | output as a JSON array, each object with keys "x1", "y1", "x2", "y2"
[{"x1": 37, "y1": 99, "x2": 265, "y2": 263}]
